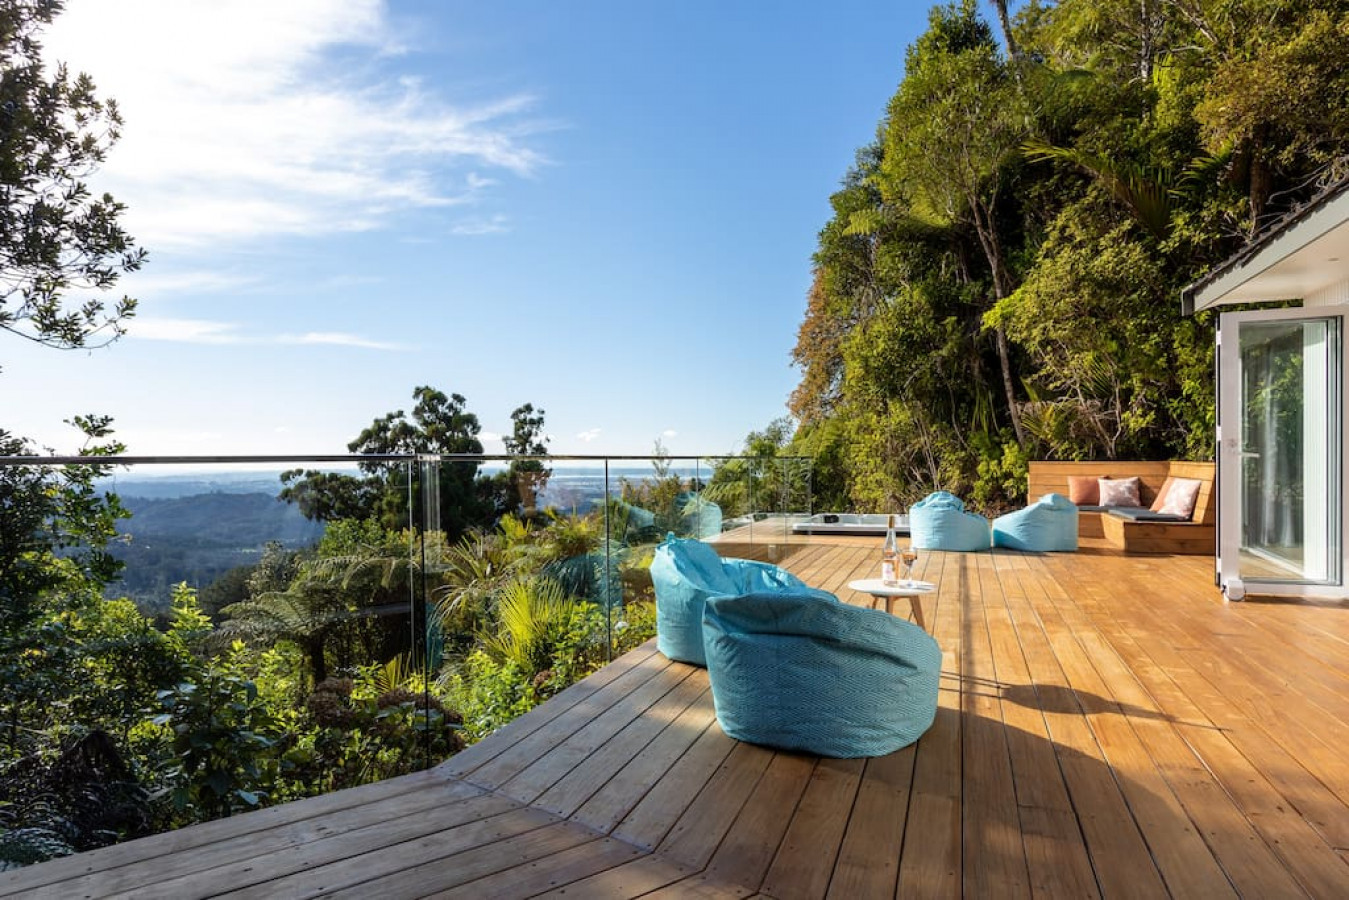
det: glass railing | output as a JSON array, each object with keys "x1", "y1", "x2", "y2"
[{"x1": 0, "y1": 451, "x2": 809, "y2": 866}]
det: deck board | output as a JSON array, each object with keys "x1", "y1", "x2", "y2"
[{"x1": 6, "y1": 543, "x2": 1349, "y2": 898}]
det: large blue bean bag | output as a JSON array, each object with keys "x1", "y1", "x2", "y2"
[
  {"x1": 909, "y1": 491, "x2": 991, "y2": 551},
  {"x1": 703, "y1": 590, "x2": 941, "y2": 757},
  {"x1": 992, "y1": 493, "x2": 1079, "y2": 552},
  {"x1": 650, "y1": 536, "x2": 806, "y2": 666}
]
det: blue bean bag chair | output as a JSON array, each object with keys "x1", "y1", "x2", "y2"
[
  {"x1": 679, "y1": 493, "x2": 723, "y2": 539},
  {"x1": 909, "y1": 491, "x2": 991, "y2": 551},
  {"x1": 703, "y1": 590, "x2": 941, "y2": 757},
  {"x1": 992, "y1": 492, "x2": 1079, "y2": 552},
  {"x1": 650, "y1": 536, "x2": 806, "y2": 666}
]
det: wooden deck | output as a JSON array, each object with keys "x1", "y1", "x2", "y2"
[{"x1": 6, "y1": 543, "x2": 1349, "y2": 898}]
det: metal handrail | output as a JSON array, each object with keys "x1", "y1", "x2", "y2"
[{"x1": 0, "y1": 453, "x2": 812, "y2": 466}]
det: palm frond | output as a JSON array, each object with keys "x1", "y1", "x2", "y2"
[
  {"x1": 481, "y1": 576, "x2": 580, "y2": 674},
  {"x1": 1023, "y1": 138, "x2": 1173, "y2": 239}
]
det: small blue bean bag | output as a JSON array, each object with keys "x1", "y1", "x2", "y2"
[
  {"x1": 650, "y1": 536, "x2": 806, "y2": 666},
  {"x1": 703, "y1": 590, "x2": 941, "y2": 757},
  {"x1": 992, "y1": 493, "x2": 1079, "y2": 552},
  {"x1": 909, "y1": 491, "x2": 991, "y2": 551},
  {"x1": 679, "y1": 494, "x2": 723, "y2": 539}
]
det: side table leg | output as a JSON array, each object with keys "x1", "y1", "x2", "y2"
[{"x1": 910, "y1": 596, "x2": 926, "y2": 631}]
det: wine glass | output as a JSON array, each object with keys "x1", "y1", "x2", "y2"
[{"x1": 900, "y1": 545, "x2": 918, "y2": 585}]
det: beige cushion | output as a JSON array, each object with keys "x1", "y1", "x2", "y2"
[
  {"x1": 1098, "y1": 476, "x2": 1140, "y2": 507},
  {"x1": 1158, "y1": 478, "x2": 1201, "y2": 519}
]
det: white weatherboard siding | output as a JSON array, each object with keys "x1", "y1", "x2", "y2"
[{"x1": 1308, "y1": 275, "x2": 1349, "y2": 307}]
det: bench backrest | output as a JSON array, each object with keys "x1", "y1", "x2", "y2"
[{"x1": 1027, "y1": 460, "x2": 1216, "y2": 524}]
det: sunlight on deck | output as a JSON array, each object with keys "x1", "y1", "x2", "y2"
[{"x1": 5, "y1": 541, "x2": 1349, "y2": 898}]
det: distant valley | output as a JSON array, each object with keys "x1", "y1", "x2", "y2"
[{"x1": 107, "y1": 487, "x2": 324, "y2": 614}]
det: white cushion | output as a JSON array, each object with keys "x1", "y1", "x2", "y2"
[
  {"x1": 1097, "y1": 476, "x2": 1140, "y2": 507},
  {"x1": 1158, "y1": 477, "x2": 1201, "y2": 519}
]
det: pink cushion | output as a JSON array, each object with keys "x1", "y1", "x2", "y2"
[
  {"x1": 1158, "y1": 478, "x2": 1201, "y2": 518},
  {"x1": 1098, "y1": 476, "x2": 1140, "y2": 507},
  {"x1": 1067, "y1": 475, "x2": 1100, "y2": 506}
]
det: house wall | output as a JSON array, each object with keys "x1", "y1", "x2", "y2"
[{"x1": 1308, "y1": 274, "x2": 1349, "y2": 306}]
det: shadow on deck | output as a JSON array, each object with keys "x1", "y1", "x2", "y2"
[{"x1": 5, "y1": 546, "x2": 1349, "y2": 898}]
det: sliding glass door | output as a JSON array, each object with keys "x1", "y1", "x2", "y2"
[{"x1": 1218, "y1": 308, "x2": 1344, "y2": 596}]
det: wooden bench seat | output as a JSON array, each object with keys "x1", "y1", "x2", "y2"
[{"x1": 1027, "y1": 460, "x2": 1215, "y2": 555}]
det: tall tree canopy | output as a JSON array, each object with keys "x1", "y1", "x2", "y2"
[
  {"x1": 0, "y1": 0, "x2": 143, "y2": 363},
  {"x1": 789, "y1": 0, "x2": 1349, "y2": 512},
  {"x1": 281, "y1": 388, "x2": 549, "y2": 537}
]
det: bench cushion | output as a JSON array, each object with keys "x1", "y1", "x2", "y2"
[{"x1": 1107, "y1": 507, "x2": 1189, "y2": 522}]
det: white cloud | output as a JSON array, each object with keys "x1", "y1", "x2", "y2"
[
  {"x1": 450, "y1": 214, "x2": 511, "y2": 236},
  {"x1": 44, "y1": 1, "x2": 546, "y2": 250},
  {"x1": 129, "y1": 318, "x2": 402, "y2": 350},
  {"x1": 662, "y1": 429, "x2": 678, "y2": 438},
  {"x1": 576, "y1": 428, "x2": 601, "y2": 443},
  {"x1": 279, "y1": 332, "x2": 406, "y2": 351},
  {"x1": 129, "y1": 317, "x2": 242, "y2": 344},
  {"x1": 123, "y1": 269, "x2": 261, "y2": 298}
]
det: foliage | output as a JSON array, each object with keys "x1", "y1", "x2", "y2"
[
  {"x1": 152, "y1": 649, "x2": 279, "y2": 822},
  {"x1": 444, "y1": 600, "x2": 656, "y2": 744},
  {"x1": 1, "y1": 417, "x2": 131, "y2": 755},
  {"x1": 705, "y1": 418, "x2": 808, "y2": 517},
  {"x1": 500, "y1": 402, "x2": 551, "y2": 515},
  {"x1": 284, "y1": 676, "x2": 461, "y2": 795},
  {"x1": 280, "y1": 386, "x2": 501, "y2": 538},
  {"x1": 0, "y1": 0, "x2": 144, "y2": 363},
  {"x1": 787, "y1": 0, "x2": 1347, "y2": 512},
  {"x1": 1, "y1": 481, "x2": 660, "y2": 865},
  {"x1": 442, "y1": 650, "x2": 536, "y2": 744},
  {"x1": 219, "y1": 521, "x2": 424, "y2": 690},
  {"x1": 481, "y1": 576, "x2": 584, "y2": 675},
  {"x1": 432, "y1": 515, "x2": 536, "y2": 641},
  {"x1": 0, "y1": 731, "x2": 152, "y2": 867}
]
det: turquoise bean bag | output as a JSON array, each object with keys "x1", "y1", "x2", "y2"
[
  {"x1": 703, "y1": 590, "x2": 941, "y2": 757},
  {"x1": 992, "y1": 492, "x2": 1079, "y2": 551},
  {"x1": 679, "y1": 493, "x2": 723, "y2": 539},
  {"x1": 910, "y1": 491, "x2": 991, "y2": 551},
  {"x1": 650, "y1": 536, "x2": 806, "y2": 666}
]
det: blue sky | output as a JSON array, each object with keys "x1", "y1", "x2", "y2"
[{"x1": 8, "y1": 0, "x2": 928, "y2": 458}]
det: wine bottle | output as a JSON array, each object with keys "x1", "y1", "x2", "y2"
[{"x1": 882, "y1": 514, "x2": 898, "y2": 585}]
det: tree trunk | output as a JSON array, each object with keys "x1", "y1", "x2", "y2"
[
  {"x1": 1248, "y1": 128, "x2": 1272, "y2": 234},
  {"x1": 992, "y1": 0, "x2": 1019, "y2": 60},
  {"x1": 968, "y1": 197, "x2": 1028, "y2": 448},
  {"x1": 994, "y1": 325, "x2": 1026, "y2": 446},
  {"x1": 307, "y1": 637, "x2": 328, "y2": 687}
]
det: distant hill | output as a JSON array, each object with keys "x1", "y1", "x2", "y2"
[
  {"x1": 108, "y1": 492, "x2": 324, "y2": 614},
  {"x1": 100, "y1": 469, "x2": 296, "y2": 499}
]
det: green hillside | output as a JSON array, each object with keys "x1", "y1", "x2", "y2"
[{"x1": 109, "y1": 492, "x2": 324, "y2": 613}]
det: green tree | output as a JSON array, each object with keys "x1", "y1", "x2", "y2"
[
  {"x1": 706, "y1": 418, "x2": 800, "y2": 517},
  {"x1": 153, "y1": 652, "x2": 279, "y2": 822},
  {"x1": 0, "y1": 0, "x2": 143, "y2": 362},
  {"x1": 0, "y1": 417, "x2": 128, "y2": 752},
  {"x1": 219, "y1": 581, "x2": 346, "y2": 689},
  {"x1": 282, "y1": 386, "x2": 499, "y2": 538},
  {"x1": 789, "y1": 0, "x2": 1348, "y2": 510},
  {"x1": 503, "y1": 403, "x2": 550, "y2": 513},
  {"x1": 881, "y1": 0, "x2": 1031, "y2": 445}
]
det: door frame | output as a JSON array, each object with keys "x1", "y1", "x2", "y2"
[{"x1": 1216, "y1": 305, "x2": 1349, "y2": 600}]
